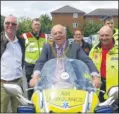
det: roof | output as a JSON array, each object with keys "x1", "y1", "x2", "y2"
[
  {"x1": 51, "y1": 5, "x2": 85, "y2": 14},
  {"x1": 85, "y1": 8, "x2": 118, "y2": 16}
]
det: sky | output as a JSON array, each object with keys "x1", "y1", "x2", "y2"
[{"x1": 1, "y1": 1, "x2": 118, "y2": 19}]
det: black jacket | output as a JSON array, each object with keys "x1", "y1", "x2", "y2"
[
  {"x1": 0, "y1": 32, "x2": 25, "y2": 68},
  {"x1": 74, "y1": 40, "x2": 92, "y2": 55},
  {"x1": 81, "y1": 40, "x2": 92, "y2": 55}
]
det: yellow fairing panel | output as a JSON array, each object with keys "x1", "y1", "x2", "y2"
[
  {"x1": 43, "y1": 89, "x2": 88, "y2": 112},
  {"x1": 90, "y1": 93, "x2": 99, "y2": 112},
  {"x1": 31, "y1": 91, "x2": 41, "y2": 112}
]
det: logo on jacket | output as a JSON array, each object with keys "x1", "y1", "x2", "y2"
[
  {"x1": 62, "y1": 101, "x2": 69, "y2": 108},
  {"x1": 94, "y1": 54, "x2": 98, "y2": 59},
  {"x1": 111, "y1": 57, "x2": 118, "y2": 60}
]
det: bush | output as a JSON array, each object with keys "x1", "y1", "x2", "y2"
[
  {"x1": 83, "y1": 23, "x2": 103, "y2": 37},
  {"x1": 17, "y1": 17, "x2": 32, "y2": 34},
  {"x1": 66, "y1": 26, "x2": 73, "y2": 38}
]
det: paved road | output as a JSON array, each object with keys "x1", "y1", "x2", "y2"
[{"x1": 7, "y1": 74, "x2": 28, "y2": 113}]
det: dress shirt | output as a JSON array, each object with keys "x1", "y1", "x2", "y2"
[
  {"x1": 33, "y1": 42, "x2": 67, "y2": 76},
  {"x1": 1, "y1": 35, "x2": 23, "y2": 81},
  {"x1": 55, "y1": 42, "x2": 66, "y2": 53}
]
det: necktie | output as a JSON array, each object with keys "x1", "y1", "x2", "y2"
[
  {"x1": 54, "y1": 58, "x2": 65, "y2": 82},
  {"x1": 57, "y1": 47, "x2": 63, "y2": 57}
]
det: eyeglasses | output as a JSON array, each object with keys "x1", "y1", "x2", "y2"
[
  {"x1": 74, "y1": 34, "x2": 82, "y2": 36},
  {"x1": 5, "y1": 22, "x2": 17, "y2": 26}
]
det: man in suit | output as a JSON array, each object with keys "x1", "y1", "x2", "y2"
[{"x1": 29, "y1": 24, "x2": 101, "y2": 88}]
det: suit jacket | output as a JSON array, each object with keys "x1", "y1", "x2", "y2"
[
  {"x1": 34, "y1": 41, "x2": 99, "y2": 73},
  {"x1": 0, "y1": 31, "x2": 25, "y2": 68}
]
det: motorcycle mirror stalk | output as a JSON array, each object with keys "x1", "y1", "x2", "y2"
[{"x1": 3, "y1": 83, "x2": 33, "y2": 105}]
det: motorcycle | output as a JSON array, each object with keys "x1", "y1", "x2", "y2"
[{"x1": 3, "y1": 57, "x2": 118, "y2": 113}]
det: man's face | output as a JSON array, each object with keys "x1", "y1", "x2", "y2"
[
  {"x1": 4, "y1": 16, "x2": 18, "y2": 36},
  {"x1": 51, "y1": 25, "x2": 66, "y2": 46},
  {"x1": 99, "y1": 26, "x2": 113, "y2": 46},
  {"x1": 74, "y1": 30, "x2": 83, "y2": 42},
  {"x1": 32, "y1": 21, "x2": 40, "y2": 33},
  {"x1": 104, "y1": 19, "x2": 114, "y2": 30}
]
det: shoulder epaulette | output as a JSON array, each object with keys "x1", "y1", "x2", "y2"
[{"x1": 23, "y1": 32, "x2": 33, "y2": 38}]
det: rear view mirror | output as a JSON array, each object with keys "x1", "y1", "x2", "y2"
[
  {"x1": 3, "y1": 83, "x2": 33, "y2": 105},
  {"x1": 108, "y1": 86, "x2": 118, "y2": 99}
]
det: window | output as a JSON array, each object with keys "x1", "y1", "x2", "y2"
[
  {"x1": 72, "y1": 23, "x2": 78, "y2": 28},
  {"x1": 73, "y1": 13, "x2": 78, "y2": 18},
  {"x1": 100, "y1": 16, "x2": 106, "y2": 20}
]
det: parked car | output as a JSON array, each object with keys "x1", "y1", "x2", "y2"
[
  {"x1": 68, "y1": 35, "x2": 99, "y2": 47},
  {"x1": 68, "y1": 38, "x2": 74, "y2": 43},
  {"x1": 68, "y1": 37, "x2": 92, "y2": 45},
  {"x1": 83, "y1": 37, "x2": 92, "y2": 45},
  {"x1": 89, "y1": 34, "x2": 99, "y2": 46}
]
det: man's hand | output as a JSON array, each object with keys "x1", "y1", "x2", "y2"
[
  {"x1": 92, "y1": 76, "x2": 101, "y2": 88},
  {"x1": 29, "y1": 74, "x2": 40, "y2": 87}
]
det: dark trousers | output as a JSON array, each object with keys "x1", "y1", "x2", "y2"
[
  {"x1": 26, "y1": 74, "x2": 34, "y2": 100},
  {"x1": 99, "y1": 78, "x2": 106, "y2": 102},
  {"x1": 25, "y1": 65, "x2": 34, "y2": 100}
]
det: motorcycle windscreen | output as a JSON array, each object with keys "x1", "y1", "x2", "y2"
[{"x1": 33, "y1": 57, "x2": 98, "y2": 112}]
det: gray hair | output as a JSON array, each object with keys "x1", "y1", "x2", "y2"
[
  {"x1": 4, "y1": 15, "x2": 19, "y2": 25},
  {"x1": 51, "y1": 24, "x2": 67, "y2": 35}
]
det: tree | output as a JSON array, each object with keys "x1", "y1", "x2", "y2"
[
  {"x1": 17, "y1": 17, "x2": 32, "y2": 34},
  {"x1": 66, "y1": 26, "x2": 73, "y2": 38},
  {"x1": 40, "y1": 14, "x2": 53, "y2": 33},
  {"x1": 0, "y1": 15, "x2": 5, "y2": 32},
  {"x1": 83, "y1": 23, "x2": 103, "y2": 37}
]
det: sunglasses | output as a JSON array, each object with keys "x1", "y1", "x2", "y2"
[{"x1": 5, "y1": 22, "x2": 17, "y2": 26}]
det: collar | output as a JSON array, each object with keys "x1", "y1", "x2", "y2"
[
  {"x1": 101, "y1": 39, "x2": 114, "y2": 50},
  {"x1": 95, "y1": 38, "x2": 115, "y2": 49},
  {"x1": 5, "y1": 32, "x2": 18, "y2": 43},
  {"x1": 31, "y1": 30, "x2": 41, "y2": 39},
  {"x1": 55, "y1": 41, "x2": 66, "y2": 49},
  {"x1": 50, "y1": 41, "x2": 70, "y2": 58}
]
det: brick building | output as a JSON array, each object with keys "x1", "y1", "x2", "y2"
[
  {"x1": 51, "y1": 6, "x2": 118, "y2": 31},
  {"x1": 51, "y1": 5, "x2": 85, "y2": 31},
  {"x1": 84, "y1": 8, "x2": 118, "y2": 28}
]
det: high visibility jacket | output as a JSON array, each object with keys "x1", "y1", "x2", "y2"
[
  {"x1": 22, "y1": 32, "x2": 47, "y2": 64},
  {"x1": 89, "y1": 39, "x2": 118, "y2": 99},
  {"x1": 113, "y1": 28, "x2": 118, "y2": 41}
]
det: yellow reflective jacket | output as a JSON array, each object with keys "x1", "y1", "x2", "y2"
[
  {"x1": 89, "y1": 39, "x2": 118, "y2": 99},
  {"x1": 22, "y1": 32, "x2": 48, "y2": 64},
  {"x1": 113, "y1": 28, "x2": 118, "y2": 41}
]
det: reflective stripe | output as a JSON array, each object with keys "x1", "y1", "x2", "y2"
[
  {"x1": 26, "y1": 47, "x2": 39, "y2": 52},
  {"x1": 24, "y1": 33, "x2": 46, "y2": 64},
  {"x1": 23, "y1": 33, "x2": 29, "y2": 44},
  {"x1": 28, "y1": 42, "x2": 37, "y2": 46},
  {"x1": 25, "y1": 58, "x2": 36, "y2": 64},
  {"x1": 39, "y1": 48, "x2": 43, "y2": 52}
]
